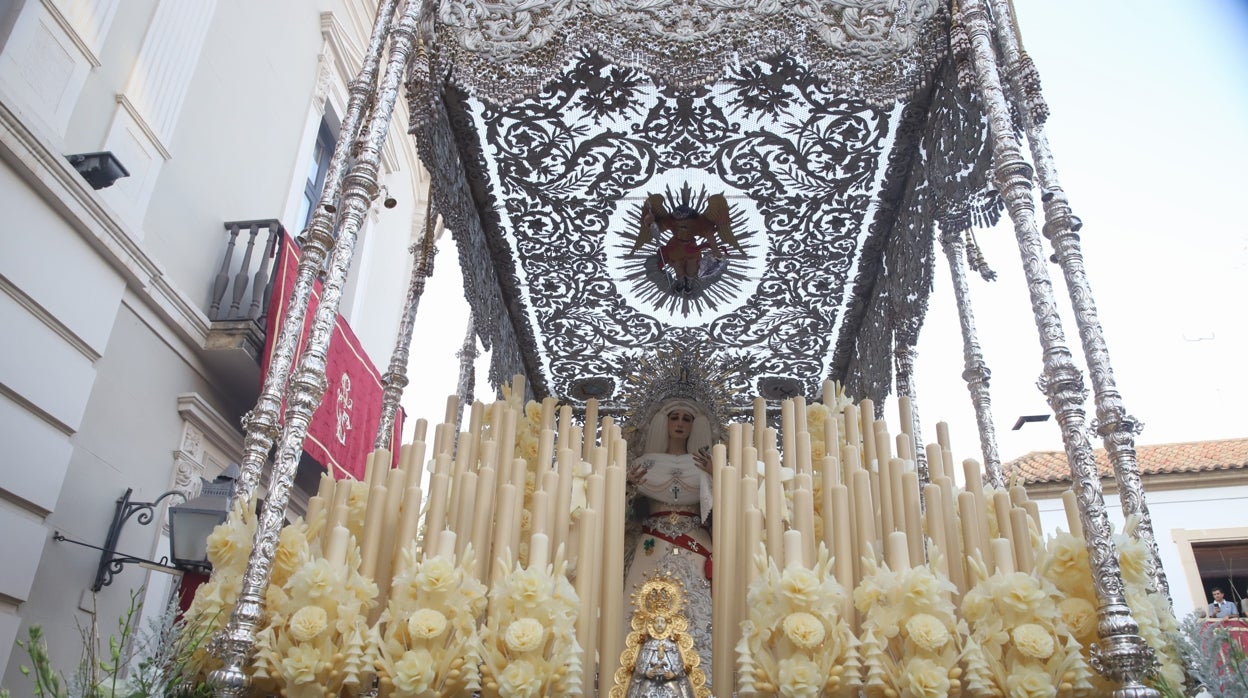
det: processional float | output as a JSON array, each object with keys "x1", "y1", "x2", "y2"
[{"x1": 198, "y1": 0, "x2": 1177, "y2": 696}]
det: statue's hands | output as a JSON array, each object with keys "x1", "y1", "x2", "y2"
[
  {"x1": 627, "y1": 464, "x2": 647, "y2": 484},
  {"x1": 693, "y1": 448, "x2": 712, "y2": 473}
]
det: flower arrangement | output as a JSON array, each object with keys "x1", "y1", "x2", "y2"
[
  {"x1": 478, "y1": 552, "x2": 582, "y2": 698},
  {"x1": 738, "y1": 547, "x2": 861, "y2": 697},
  {"x1": 854, "y1": 555, "x2": 962, "y2": 698},
  {"x1": 959, "y1": 555, "x2": 1096, "y2": 697},
  {"x1": 184, "y1": 496, "x2": 258, "y2": 672},
  {"x1": 1113, "y1": 517, "x2": 1185, "y2": 691},
  {"x1": 1038, "y1": 518, "x2": 1184, "y2": 695},
  {"x1": 249, "y1": 521, "x2": 379, "y2": 698},
  {"x1": 374, "y1": 545, "x2": 488, "y2": 697}
]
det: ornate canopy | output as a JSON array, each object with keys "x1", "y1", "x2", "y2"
[{"x1": 407, "y1": 0, "x2": 1000, "y2": 413}]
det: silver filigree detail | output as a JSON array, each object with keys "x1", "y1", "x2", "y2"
[
  {"x1": 428, "y1": 0, "x2": 944, "y2": 109},
  {"x1": 373, "y1": 204, "x2": 440, "y2": 449},
  {"x1": 209, "y1": 1, "x2": 418, "y2": 695},
  {"x1": 986, "y1": 0, "x2": 1170, "y2": 604},
  {"x1": 958, "y1": 0, "x2": 1159, "y2": 695},
  {"x1": 939, "y1": 228, "x2": 1004, "y2": 488}
]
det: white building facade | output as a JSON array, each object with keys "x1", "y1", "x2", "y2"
[{"x1": 0, "y1": 0, "x2": 428, "y2": 690}]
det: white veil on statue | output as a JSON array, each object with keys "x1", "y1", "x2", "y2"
[{"x1": 642, "y1": 398, "x2": 713, "y2": 456}]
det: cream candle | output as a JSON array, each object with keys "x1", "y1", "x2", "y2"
[
  {"x1": 829, "y1": 484, "x2": 854, "y2": 629},
  {"x1": 793, "y1": 473, "x2": 815, "y2": 567},
  {"x1": 957, "y1": 491, "x2": 982, "y2": 566},
  {"x1": 926, "y1": 443, "x2": 945, "y2": 482},
  {"x1": 859, "y1": 399, "x2": 876, "y2": 469},
  {"x1": 852, "y1": 469, "x2": 876, "y2": 578},
  {"x1": 583, "y1": 398, "x2": 598, "y2": 462},
  {"x1": 753, "y1": 397, "x2": 767, "y2": 452},
  {"x1": 325, "y1": 524, "x2": 350, "y2": 567},
  {"x1": 599, "y1": 463, "x2": 625, "y2": 691},
  {"x1": 552, "y1": 447, "x2": 575, "y2": 556},
  {"x1": 782, "y1": 400, "x2": 796, "y2": 473},
  {"x1": 557, "y1": 404, "x2": 572, "y2": 453},
  {"x1": 541, "y1": 396, "x2": 556, "y2": 433},
  {"x1": 886, "y1": 531, "x2": 910, "y2": 571},
  {"x1": 403, "y1": 439, "x2": 428, "y2": 492},
  {"x1": 784, "y1": 529, "x2": 804, "y2": 570},
  {"x1": 923, "y1": 483, "x2": 948, "y2": 578},
  {"x1": 1011, "y1": 508, "x2": 1035, "y2": 574},
  {"x1": 796, "y1": 431, "x2": 812, "y2": 477},
  {"x1": 991, "y1": 538, "x2": 1016, "y2": 575},
  {"x1": 360, "y1": 484, "x2": 388, "y2": 578},
  {"x1": 1061, "y1": 489, "x2": 1084, "y2": 538},
  {"x1": 574, "y1": 508, "x2": 600, "y2": 696},
  {"x1": 470, "y1": 466, "x2": 497, "y2": 582},
  {"x1": 763, "y1": 448, "x2": 785, "y2": 563},
  {"x1": 936, "y1": 421, "x2": 950, "y2": 452},
  {"x1": 902, "y1": 470, "x2": 923, "y2": 567},
  {"x1": 529, "y1": 531, "x2": 550, "y2": 571},
  {"x1": 743, "y1": 508, "x2": 764, "y2": 589},
  {"x1": 843, "y1": 405, "x2": 860, "y2": 454},
  {"x1": 437, "y1": 529, "x2": 457, "y2": 561},
  {"x1": 395, "y1": 485, "x2": 423, "y2": 573},
  {"x1": 492, "y1": 482, "x2": 518, "y2": 581}
]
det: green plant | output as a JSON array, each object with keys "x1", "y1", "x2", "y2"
[
  {"x1": 1171, "y1": 613, "x2": 1248, "y2": 698},
  {"x1": 3, "y1": 590, "x2": 214, "y2": 698}
]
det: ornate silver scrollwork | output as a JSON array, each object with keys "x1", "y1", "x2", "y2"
[
  {"x1": 233, "y1": 0, "x2": 406, "y2": 503},
  {"x1": 209, "y1": 2, "x2": 421, "y2": 696},
  {"x1": 939, "y1": 228, "x2": 1004, "y2": 488},
  {"x1": 373, "y1": 204, "x2": 440, "y2": 450},
  {"x1": 956, "y1": 1, "x2": 1159, "y2": 695},
  {"x1": 985, "y1": 0, "x2": 1170, "y2": 604}
]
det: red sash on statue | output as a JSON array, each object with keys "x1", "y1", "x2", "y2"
[{"x1": 643, "y1": 516, "x2": 713, "y2": 581}]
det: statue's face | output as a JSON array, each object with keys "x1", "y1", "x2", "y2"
[{"x1": 667, "y1": 409, "x2": 694, "y2": 441}]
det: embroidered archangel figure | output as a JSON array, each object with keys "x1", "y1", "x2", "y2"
[{"x1": 632, "y1": 192, "x2": 744, "y2": 294}]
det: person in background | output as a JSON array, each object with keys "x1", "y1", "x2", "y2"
[{"x1": 1208, "y1": 586, "x2": 1240, "y2": 619}]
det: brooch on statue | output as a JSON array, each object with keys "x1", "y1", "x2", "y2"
[{"x1": 644, "y1": 538, "x2": 655, "y2": 555}]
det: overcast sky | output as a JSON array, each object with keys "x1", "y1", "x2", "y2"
[{"x1": 400, "y1": 0, "x2": 1248, "y2": 466}]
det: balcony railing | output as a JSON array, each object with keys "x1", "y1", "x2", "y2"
[
  {"x1": 208, "y1": 219, "x2": 284, "y2": 324},
  {"x1": 204, "y1": 219, "x2": 287, "y2": 401}
]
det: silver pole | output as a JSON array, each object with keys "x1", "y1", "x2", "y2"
[
  {"x1": 373, "y1": 204, "x2": 441, "y2": 449},
  {"x1": 893, "y1": 343, "x2": 930, "y2": 483},
  {"x1": 209, "y1": 2, "x2": 424, "y2": 695},
  {"x1": 233, "y1": 0, "x2": 404, "y2": 502},
  {"x1": 986, "y1": 0, "x2": 1170, "y2": 603},
  {"x1": 939, "y1": 228, "x2": 1004, "y2": 488},
  {"x1": 956, "y1": 1, "x2": 1159, "y2": 695}
]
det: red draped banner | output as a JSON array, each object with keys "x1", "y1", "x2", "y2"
[{"x1": 261, "y1": 232, "x2": 403, "y2": 480}]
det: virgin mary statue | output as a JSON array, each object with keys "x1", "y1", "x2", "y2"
[{"x1": 623, "y1": 397, "x2": 718, "y2": 679}]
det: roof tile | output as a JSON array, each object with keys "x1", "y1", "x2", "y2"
[{"x1": 1006, "y1": 437, "x2": 1248, "y2": 485}]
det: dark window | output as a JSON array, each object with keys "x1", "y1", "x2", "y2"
[
  {"x1": 297, "y1": 118, "x2": 337, "y2": 230},
  {"x1": 1194, "y1": 539, "x2": 1248, "y2": 614}
]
